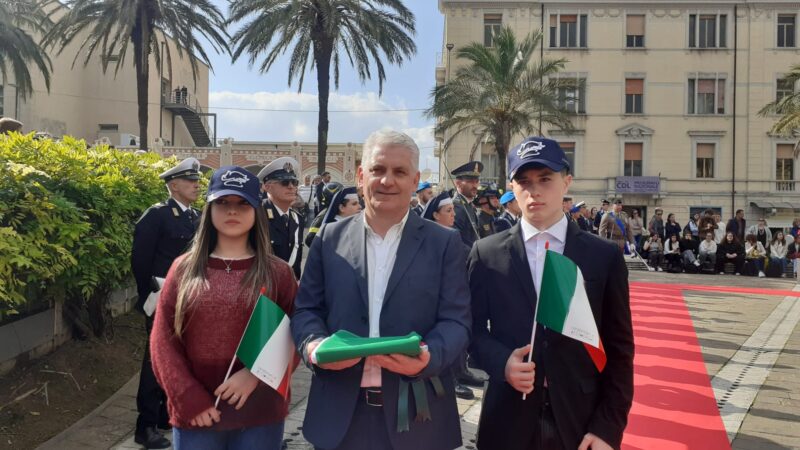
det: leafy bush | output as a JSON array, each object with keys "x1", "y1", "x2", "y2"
[{"x1": 0, "y1": 133, "x2": 193, "y2": 332}]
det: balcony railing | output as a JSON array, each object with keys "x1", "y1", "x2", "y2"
[{"x1": 776, "y1": 180, "x2": 796, "y2": 192}]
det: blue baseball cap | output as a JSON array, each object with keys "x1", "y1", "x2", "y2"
[
  {"x1": 499, "y1": 191, "x2": 515, "y2": 205},
  {"x1": 207, "y1": 166, "x2": 261, "y2": 208},
  {"x1": 507, "y1": 136, "x2": 571, "y2": 180},
  {"x1": 416, "y1": 181, "x2": 432, "y2": 193}
]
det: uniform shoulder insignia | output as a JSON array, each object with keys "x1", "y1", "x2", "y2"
[
  {"x1": 483, "y1": 224, "x2": 490, "y2": 230},
  {"x1": 171, "y1": 207, "x2": 180, "y2": 217}
]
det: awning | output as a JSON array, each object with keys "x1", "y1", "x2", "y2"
[{"x1": 750, "y1": 200, "x2": 800, "y2": 210}]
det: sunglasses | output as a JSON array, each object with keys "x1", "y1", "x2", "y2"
[{"x1": 271, "y1": 179, "x2": 299, "y2": 187}]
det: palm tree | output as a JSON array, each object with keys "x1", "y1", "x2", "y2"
[
  {"x1": 759, "y1": 64, "x2": 800, "y2": 136},
  {"x1": 44, "y1": 0, "x2": 229, "y2": 150},
  {"x1": 426, "y1": 27, "x2": 578, "y2": 181},
  {"x1": 228, "y1": 0, "x2": 417, "y2": 175},
  {"x1": 0, "y1": 0, "x2": 52, "y2": 103}
]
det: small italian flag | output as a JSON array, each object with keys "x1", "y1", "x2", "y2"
[
  {"x1": 537, "y1": 249, "x2": 607, "y2": 372},
  {"x1": 235, "y1": 288, "x2": 294, "y2": 399}
]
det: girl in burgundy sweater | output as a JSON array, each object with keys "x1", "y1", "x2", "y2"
[{"x1": 151, "y1": 166, "x2": 297, "y2": 449}]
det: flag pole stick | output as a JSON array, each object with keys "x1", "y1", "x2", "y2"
[
  {"x1": 215, "y1": 354, "x2": 238, "y2": 408},
  {"x1": 522, "y1": 241, "x2": 548, "y2": 400},
  {"x1": 214, "y1": 286, "x2": 268, "y2": 408}
]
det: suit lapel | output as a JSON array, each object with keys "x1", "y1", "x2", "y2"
[
  {"x1": 346, "y1": 214, "x2": 370, "y2": 308},
  {"x1": 506, "y1": 223, "x2": 537, "y2": 308},
  {"x1": 383, "y1": 213, "x2": 425, "y2": 306},
  {"x1": 562, "y1": 220, "x2": 582, "y2": 264}
]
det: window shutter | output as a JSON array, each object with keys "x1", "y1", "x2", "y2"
[{"x1": 624, "y1": 143, "x2": 643, "y2": 160}]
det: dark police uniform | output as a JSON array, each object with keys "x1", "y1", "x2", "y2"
[
  {"x1": 451, "y1": 161, "x2": 483, "y2": 248},
  {"x1": 475, "y1": 185, "x2": 500, "y2": 239},
  {"x1": 258, "y1": 157, "x2": 305, "y2": 279},
  {"x1": 412, "y1": 181, "x2": 432, "y2": 216},
  {"x1": 130, "y1": 157, "x2": 201, "y2": 449},
  {"x1": 494, "y1": 210, "x2": 518, "y2": 232}
]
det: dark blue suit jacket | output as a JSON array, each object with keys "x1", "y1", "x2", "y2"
[
  {"x1": 468, "y1": 220, "x2": 634, "y2": 450},
  {"x1": 291, "y1": 212, "x2": 472, "y2": 450}
]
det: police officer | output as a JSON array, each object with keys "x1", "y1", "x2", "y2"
[
  {"x1": 304, "y1": 181, "x2": 343, "y2": 246},
  {"x1": 258, "y1": 157, "x2": 305, "y2": 279},
  {"x1": 130, "y1": 157, "x2": 201, "y2": 449},
  {"x1": 451, "y1": 161, "x2": 483, "y2": 248},
  {"x1": 412, "y1": 181, "x2": 434, "y2": 215},
  {"x1": 494, "y1": 191, "x2": 520, "y2": 232},
  {"x1": 475, "y1": 185, "x2": 499, "y2": 238}
]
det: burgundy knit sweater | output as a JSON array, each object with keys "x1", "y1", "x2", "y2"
[{"x1": 150, "y1": 255, "x2": 298, "y2": 430}]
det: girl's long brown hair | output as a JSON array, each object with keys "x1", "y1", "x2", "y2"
[{"x1": 173, "y1": 202, "x2": 279, "y2": 337}]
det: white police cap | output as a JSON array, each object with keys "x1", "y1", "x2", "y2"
[
  {"x1": 257, "y1": 157, "x2": 299, "y2": 182},
  {"x1": 159, "y1": 157, "x2": 201, "y2": 182}
]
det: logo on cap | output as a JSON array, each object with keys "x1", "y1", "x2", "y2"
[
  {"x1": 518, "y1": 140, "x2": 546, "y2": 159},
  {"x1": 221, "y1": 170, "x2": 250, "y2": 188},
  {"x1": 283, "y1": 162, "x2": 294, "y2": 173}
]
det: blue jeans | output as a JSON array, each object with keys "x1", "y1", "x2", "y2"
[{"x1": 173, "y1": 422, "x2": 284, "y2": 450}]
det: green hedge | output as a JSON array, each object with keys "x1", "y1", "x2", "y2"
[{"x1": 0, "y1": 133, "x2": 195, "y2": 327}]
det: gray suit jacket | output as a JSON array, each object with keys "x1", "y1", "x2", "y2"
[{"x1": 291, "y1": 212, "x2": 472, "y2": 450}]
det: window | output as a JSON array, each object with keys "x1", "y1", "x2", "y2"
[
  {"x1": 688, "y1": 75, "x2": 726, "y2": 114},
  {"x1": 98, "y1": 124, "x2": 119, "y2": 131},
  {"x1": 689, "y1": 14, "x2": 727, "y2": 48},
  {"x1": 778, "y1": 14, "x2": 796, "y2": 48},
  {"x1": 624, "y1": 143, "x2": 643, "y2": 176},
  {"x1": 626, "y1": 15, "x2": 645, "y2": 47},
  {"x1": 696, "y1": 143, "x2": 715, "y2": 178},
  {"x1": 625, "y1": 78, "x2": 644, "y2": 114},
  {"x1": 549, "y1": 14, "x2": 587, "y2": 48},
  {"x1": 777, "y1": 144, "x2": 795, "y2": 191},
  {"x1": 561, "y1": 142, "x2": 576, "y2": 174},
  {"x1": 484, "y1": 14, "x2": 502, "y2": 47},
  {"x1": 777, "y1": 77, "x2": 795, "y2": 103},
  {"x1": 556, "y1": 76, "x2": 586, "y2": 114},
  {"x1": 0, "y1": 85, "x2": 4, "y2": 117}
]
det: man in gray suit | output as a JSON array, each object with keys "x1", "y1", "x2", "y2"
[{"x1": 291, "y1": 130, "x2": 472, "y2": 450}]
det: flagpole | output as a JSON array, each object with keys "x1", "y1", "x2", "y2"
[
  {"x1": 215, "y1": 286, "x2": 268, "y2": 408},
  {"x1": 215, "y1": 354, "x2": 238, "y2": 408},
  {"x1": 522, "y1": 241, "x2": 548, "y2": 401}
]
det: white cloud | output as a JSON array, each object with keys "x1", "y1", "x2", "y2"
[
  {"x1": 210, "y1": 90, "x2": 414, "y2": 143},
  {"x1": 209, "y1": 90, "x2": 438, "y2": 171}
]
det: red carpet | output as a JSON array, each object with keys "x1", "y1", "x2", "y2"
[{"x1": 622, "y1": 282, "x2": 731, "y2": 450}]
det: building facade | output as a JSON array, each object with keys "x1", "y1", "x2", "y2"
[
  {"x1": 436, "y1": 0, "x2": 800, "y2": 227},
  {"x1": 150, "y1": 140, "x2": 362, "y2": 185},
  {"x1": 0, "y1": 6, "x2": 211, "y2": 149}
]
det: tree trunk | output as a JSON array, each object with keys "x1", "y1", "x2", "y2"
[
  {"x1": 495, "y1": 127, "x2": 511, "y2": 187},
  {"x1": 132, "y1": 15, "x2": 150, "y2": 151},
  {"x1": 314, "y1": 39, "x2": 333, "y2": 176}
]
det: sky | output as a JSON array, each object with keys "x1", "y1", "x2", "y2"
[{"x1": 205, "y1": 0, "x2": 443, "y2": 171}]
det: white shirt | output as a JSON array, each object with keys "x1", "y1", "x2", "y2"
[
  {"x1": 361, "y1": 212, "x2": 410, "y2": 387},
  {"x1": 520, "y1": 215, "x2": 568, "y2": 294},
  {"x1": 172, "y1": 198, "x2": 189, "y2": 212},
  {"x1": 699, "y1": 240, "x2": 717, "y2": 254},
  {"x1": 273, "y1": 202, "x2": 287, "y2": 217}
]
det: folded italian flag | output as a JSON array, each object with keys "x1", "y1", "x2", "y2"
[
  {"x1": 235, "y1": 289, "x2": 294, "y2": 399},
  {"x1": 537, "y1": 249, "x2": 606, "y2": 372}
]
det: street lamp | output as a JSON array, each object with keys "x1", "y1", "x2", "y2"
[
  {"x1": 159, "y1": 40, "x2": 166, "y2": 142},
  {"x1": 446, "y1": 43, "x2": 454, "y2": 82}
]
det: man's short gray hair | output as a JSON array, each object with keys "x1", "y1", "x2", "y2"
[{"x1": 362, "y1": 129, "x2": 419, "y2": 171}]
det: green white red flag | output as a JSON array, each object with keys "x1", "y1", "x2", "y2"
[
  {"x1": 234, "y1": 289, "x2": 294, "y2": 399},
  {"x1": 536, "y1": 249, "x2": 606, "y2": 372}
]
